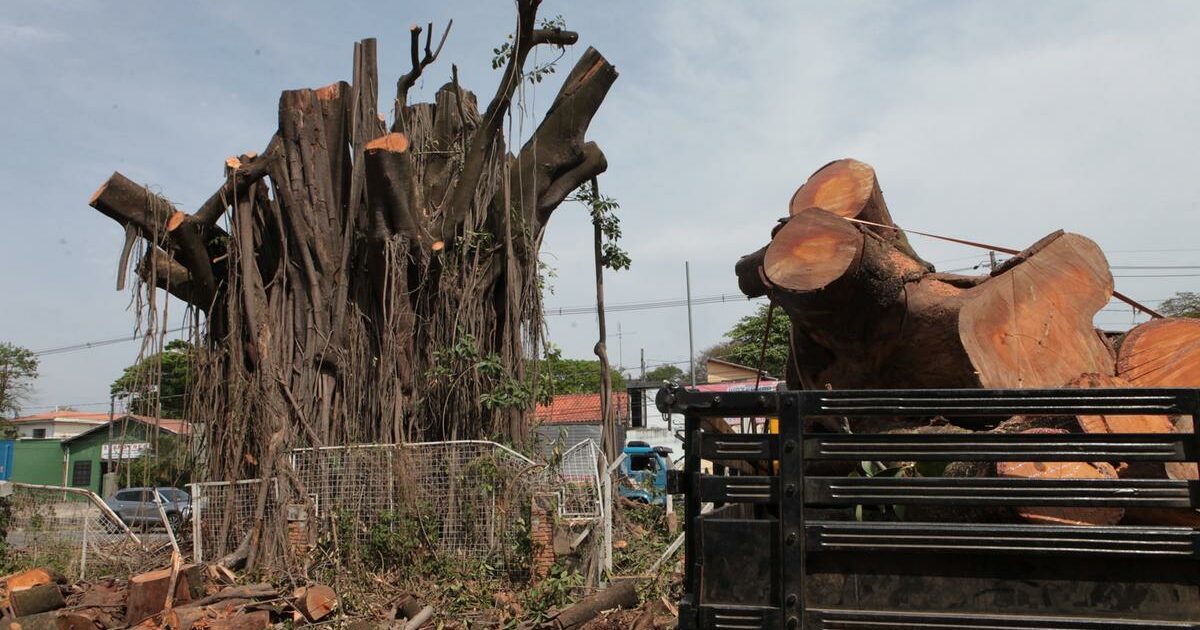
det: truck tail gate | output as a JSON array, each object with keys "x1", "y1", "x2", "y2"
[{"x1": 658, "y1": 386, "x2": 1200, "y2": 629}]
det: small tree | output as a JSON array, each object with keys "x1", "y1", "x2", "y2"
[
  {"x1": 0, "y1": 343, "x2": 39, "y2": 420},
  {"x1": 543, "y1": 352, "x2": 626, "y2": 394},
  {"x1": 719, "y1": 304, "x2": 791, "y2": 378},
  {"x1": 644, "y1": 364, "x2": 684, "y2": 383},
  {"x1": 121, "y1": 435, "x2": 195, "y2": 489},
  {"x1": 1160, "y1": 292, "x2": 1200, "y2": 318},
  {"x1": 111, "y1": 340, "x2": 194, "y2": 419}
]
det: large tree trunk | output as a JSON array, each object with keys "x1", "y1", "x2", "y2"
[
  {"x1": 86, "y1": 3, "x2": 616, "y2": 567},
  {"x1": 736, "y1": 159, "x2": 1116, "y2": 392}
]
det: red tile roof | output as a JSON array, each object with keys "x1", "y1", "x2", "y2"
[{"x1": 535, "y1": 392, "x2": 629, "y2": 425}]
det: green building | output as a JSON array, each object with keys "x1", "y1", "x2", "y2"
[
  {"x1": 10, "y1": 440, "x2": 65, "y2": 486},
  {"x1": 62, "y1": 416, "x2": 190, "y2": 496},
  {"x1": 5, "y1": 415, "x2": 190, "y2": 497}
]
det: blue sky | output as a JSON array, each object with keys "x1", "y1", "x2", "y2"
[{"x1": 1, "y1": 1, "x2": 1198, "y2": 412}]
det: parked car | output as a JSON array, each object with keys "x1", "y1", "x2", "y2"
[{"x1": 105, "y1": 487, "x2": 191, "y2": 531}]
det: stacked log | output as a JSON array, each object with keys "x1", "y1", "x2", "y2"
[{"x1": 736, "y1": 158, "x2": 1200, "y2": 526}]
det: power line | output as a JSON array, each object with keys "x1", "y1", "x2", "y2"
[
  {"x1": 34, "y1": 327, "x2": 190, "y2": 357},
  {"x1": 545, "y1": 293, "x2": 764, "y2": 317}
]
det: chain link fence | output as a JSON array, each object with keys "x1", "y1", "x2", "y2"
[{"x1": 4, "y1": 483, "x2": 172, "y2": 579}]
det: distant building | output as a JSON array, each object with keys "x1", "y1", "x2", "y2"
[
  {"x1": 8, "y1": 410, "x2": 112, "y2": 439},
  {"x1": 705, "y1": 357, "x2": 770, "y2": 383},
  {"x1": 1, "y1": 412, "x2": 190, "y2": 495},
  {"x1": 532, "y1": 392, "x2": 627, "y2": 457}
]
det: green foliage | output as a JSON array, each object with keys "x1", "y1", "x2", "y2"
[
  {"x1": 612, "y1": 499, "x2": 683, "y2": 603},
  {"x1": 712, "y1": 304, "x2": 791, "y2": 379},
  {"x1": 428, "y1": 330, "x2": 539, "y2": 411},
  {"x1": 644, "y1": 364, "x2": 684, "y2": 383},
  {"x1": 573, "y1": 181, "x2": 631, "y2": 272},
  {"x1": 850, "y1": 460, "x2": 943, "y2": 522},
  {"x1": 0, "y1": 342, "x2": 39, "y2": 419},
  {"x1": 1160, "y1": 292, "x2": 1200, "y2": 318},
  {"x1": 492, "y1": 16, "x2": 570, "y2": 84},
  {"x1": 0, "y1": 496, "x2": 12, "y2": 572},
  {"x1": 120, "y1": 435, "x2": 196, "y2": 489},
  {"x1": 542, "y1": 350, "x2": 626, "y2": 395},
  {"x1": 111, "y1": 339, "x2": 193, "y2": 419}
]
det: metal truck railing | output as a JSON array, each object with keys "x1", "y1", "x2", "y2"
[{"x1": 658, "y1": 386, "x2": 1200, "y2": 629}]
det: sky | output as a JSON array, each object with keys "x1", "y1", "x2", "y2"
[{"x1": 1, "y1": 1, "x2": 1198, "y2": 413}]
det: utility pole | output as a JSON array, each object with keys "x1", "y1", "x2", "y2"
[
  {"x1": 686, "y1": 261, "x2": 696, "y2": 386},
  {"x1": 640, "y1": 348, "x2": 646, "y2": 381}
]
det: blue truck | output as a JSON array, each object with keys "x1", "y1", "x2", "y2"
[{"x1": 618, "y1": 441, "x2": 673, "y2": 505}]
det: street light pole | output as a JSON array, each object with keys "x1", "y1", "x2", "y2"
[{"x1": 686, "y1": 261, "x2": 696, "y2": 386}]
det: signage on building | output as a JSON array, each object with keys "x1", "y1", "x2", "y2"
[{"x1": 102, "y1": 442, "x2": 150, "y2": 460}]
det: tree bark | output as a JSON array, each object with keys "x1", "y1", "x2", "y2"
[
  {"x1": 535, "y1": 579, "x2": 638, "y2": 629},
  {"x1": 84, "y1": 5, "x2": 617, "y2": 567}
]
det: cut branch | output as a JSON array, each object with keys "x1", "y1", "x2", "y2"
[
  {"x1": 194, "y1": 135, "x2": 282, "y2": 225},
  {"x1": 394, "y1": 21, "x2": 452, "y2": 118}
]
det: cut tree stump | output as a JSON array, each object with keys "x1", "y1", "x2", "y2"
[
  {"x1": 292, "y1": 584, "x2": 337, "y2": 622},
  {"x1": 125, "y1": 567, "x2": 194, "y2": 625}
]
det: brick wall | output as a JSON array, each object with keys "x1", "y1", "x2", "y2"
[{"x1": 530, "y1": 493, "x2": 557, "y2": 580}]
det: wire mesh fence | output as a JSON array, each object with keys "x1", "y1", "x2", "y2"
[
  {"x1": 291, "y1": 441, "x2": 544, "y2": 565},
  {"x1": 188, "y1": 478, "x2": 277, "y2": 563},
  {"x1": 188, "y1": 440, "x2": 611, "y2": 571},
  {"x1": 550, "y1": 440, "x2": 604, "y2": 521},
  {"x1": 4, "y1": 483, "x2": 171, "y2": 579}
]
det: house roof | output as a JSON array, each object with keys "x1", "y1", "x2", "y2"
[
  {"x1": 9, "y1": 410, "x2": 112, "y2": 424},
  {"x1": 705, "y1": 357, "x2": 757, "y2": 369},
  {"x1": 60, "y1": 414, "x2": 191, "y2": 444},
  {"x1": 535, "y1": 392, "x2": 628, "y2": 425}
]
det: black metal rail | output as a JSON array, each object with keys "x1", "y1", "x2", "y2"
[{"x1": 659, "y1": 385, "x2": 1200, "y2": 630}]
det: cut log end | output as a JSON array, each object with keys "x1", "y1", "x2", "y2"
[
  {"x1": 764, "y1": 207, "x2": 862, "y2": 292},
  {"x1": 1117, "y1": 317, "x2": 1200, "y2": 387},
  {"x1": 788, "y1": 158, "x2": 876, "y2": 219},
  {"x1": 315, "y1": 82, "x2": 343, "y2": 101},
  {"x1": 1067, "y1": 372, "x2": 1174, "y2": 434},
  {"x1": 365, "y1": 132, "x2": 410, "y2": 154},
  {"x1": 958, "y1": 232, "x2": 1114, "y2": 389},
  {"x1": 166, "y1": 211, "x2": 188, "y2": 232},
  {"x1": 87, "y1": 178, "x2": 113, "y2": 207},
  {"x1": 998, "y1": 435, "x2": 1124, "y2": 526}
]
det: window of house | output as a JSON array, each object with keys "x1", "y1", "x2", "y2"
[
  {"x1": 71, "y1": 460, "x2": 92, "y2": 487},
  {"x1": 31, "y1": 429, "x2": 46, "y2": 439}
]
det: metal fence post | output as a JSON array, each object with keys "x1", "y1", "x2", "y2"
[
  {"x1": 778, "y1": 392, "x2": 804, "y2": 628},
  {"x1": 190, "y1": 483, "x2": 203, "y2": 563}
]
